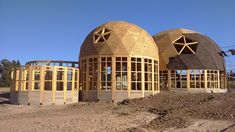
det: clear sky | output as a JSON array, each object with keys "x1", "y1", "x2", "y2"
[{"x1": 0, "y1": 0, "x2": 235, "y2": 68}]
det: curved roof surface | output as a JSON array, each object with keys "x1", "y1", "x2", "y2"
[
  {"x1": 153, "y1": 28, "x2": 225, "y2": 71},
  {"x1": 79, "y1": 21, "x2": 159, "y2": 59}
]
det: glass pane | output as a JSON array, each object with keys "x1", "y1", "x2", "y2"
[
  {"x1": 137, "y1": 83, "x2": 141, "y2": 90},
  {"x1": 122, "y1": 57, "x2": 127, "y2": 61},
  {"x1": 137, "y1": 63, "x2": 141, "y2": 71},
  {"x1": 116, "y1": 72, "x2": 121, "y2": 81},
  {"x1": 123, "y1": 62, "x2": 127, "y2": 71},
  {"x1": 116, "y1": 62, "x2": 121, "y2": 71},
  {"x1": 131, "y1": 63, "x2": 136, "y2": 71},
  {"x1": 131, "y1": 72, "x2": 136, "y2": 81},
  {"x1": 101, "y1": 72, "x2": 106, "y2": 81}
]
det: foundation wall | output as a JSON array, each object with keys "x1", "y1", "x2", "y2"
[{"x1": 11, "y1": 91, "x2": 78, "y2": 106}]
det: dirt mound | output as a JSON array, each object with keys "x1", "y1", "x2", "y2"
[{"x1": 119, "y1": 92, "x2": 235, "y2": 130}]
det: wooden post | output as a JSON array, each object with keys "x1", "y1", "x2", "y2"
[
  {"x1": 23, "y1": 69, "x2": 27, "y2": 91},
  {"x1": 111, "y1": 57, "x2": 116, "y2": 101},
  {"x1": 52, "y1": 66, "x2": 57, "y2": 104},
  {"x1": 63, "y1": 68, "x2": 68, "y2": 104},
  {"x1": 158, "y1": 61, "x2": 160, "y2": 92},
  {"x1": 97, "y1": 58, "x2": 101, "y2": 91},
  {"x1": 204, "y1": 70, "x2": 207, "y2": 90},
  {"x1": 127, "y1": 57, "x2": 131, "y2": 98},
  {"x1": 72, "y1": 68, "x2": 75, "y2": 101},
  {"x1": 31, "y1": 69, "x2": 35, "y2": 91},
  {"x1": 187, "y1": 70, "x2": 190, "y2": 92},
  {"x1": 10, "y1": 70, "x2": 14, "y2": 103},
  {"x1": 141, "y1": 58, "x2": 145, "y2": 97},
  {"x1": 28, "y1": 66, "x2": 33, "y2": 105},
  {"x1": 217, "y1": 71, "x2": 220, "y2": 89},
  {"x1": 167, "y1": 70, "x2": 171, "y2": 91},
  {"x1": 77, "y1": 69, "x2": 79, "y2": 100},
  {"x1": 151, "y1": 59, "x2": 154, "y2": 95},
  {"x1": 85, "y1": 59, "x2": 89, "y2": 101},
  {"x1": 18, "y1": 67, "x2": 23, "y2": 91},
  {"x1": 15, "y1": 70, "x2": 19, "y2": 91},
  {"x1": 40, "y1": 66, "x2": 45, "y2": 105}
]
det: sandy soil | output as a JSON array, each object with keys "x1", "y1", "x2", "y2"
[{"x1": 0, "y1": 88, "x2": 234, "y2": 132}]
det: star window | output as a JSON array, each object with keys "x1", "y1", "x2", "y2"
[
  {"x1": 173, "y1": 35, "x2": 198, "y2": 54},
  {"x1": 93, "y1": 27, "x2": 112, "y2": 43}
]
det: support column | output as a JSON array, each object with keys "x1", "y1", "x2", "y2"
[
  {"x1": 63, "y1": 68, "x2": 68, "y2": 104},
  {"x1": 167, "y1": 70, "x2": 171, "y2": 91},
  {"x1": 28, "y1": 66, "x2": 33, "y2": 105},
  {"x1": 77, "y1": 69, "x2": 79, "y2": 100},
  {"x1": 72, "y1": 68, "x2": 75, "y2": 101},
  {"x1": 204, "y1": 70, "x2": 207, "y2": 90},
  {"x1": 141, "y1": 58, "x2": 145, "y2": 97},
  {"x1": 97, "y1": 58, "x2": 101, "y2": 91},
  {"x1": 10, "y1": 70, "x2": 15, "y2": 103},
  {"x1": 151, "y1": 59, "x2": 154, "y2": 95},
  {"x1": 40, "y1": 66, "x2": 45, "y2": 105},
  {"x1": 15, "y1": 70, "x2": 19, "y2": 91},
  {"x1": 85, "y1": 59, "x2": 89, "y2": 101},
  {"x1": 111, "y1": 57, "x2": 116, "y2": 101},
  {"x1": 23, "y1": 70, "x2": 27, "y2": 91},
  {"x1": 127, "y1": 57, "x2": 131, "y2": 98},
  {"x1": 217, "y1": 71, "x2": 220, "y2": 89},
  {"x1": 18, "y1": 67, "x2": 22, "y2": 91},
  {"x1": 187, "y1": 70, "x2": 190, "y2": 92},
  {"x1": 52, "y1": 66, "x2": 57, "y2": 104},
  {"x1": 158, "y1": 61, "x2": 160, "y2": 92}
]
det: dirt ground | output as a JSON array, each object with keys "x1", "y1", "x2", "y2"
[{"x1": 0, "y1": 88, "x2": 234, "y2": 132}]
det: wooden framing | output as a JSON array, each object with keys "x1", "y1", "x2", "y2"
[
  {"x1": 63, "y1": 68, "x2": 68, "y2": 104},
  {"x1": 11, "y1": 61, "x2": 79, "y2": 105},
  {"x1": 80, "y1": 55, "x2": 160, "y2": 101},
  {"x1": 40, "y1": 66, "x2": 45, "y2": 104}
]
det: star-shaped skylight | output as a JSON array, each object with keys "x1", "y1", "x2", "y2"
[
  {"x1": 173, "y1": 35, "x2": 198, "y2": 54},
  {"x1": 93, "y1": 27, "x2": 112, "y2": 43}
]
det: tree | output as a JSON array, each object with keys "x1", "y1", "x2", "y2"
[{"x1": 0, "y1": 59, "x2": 21, "y2": 87}]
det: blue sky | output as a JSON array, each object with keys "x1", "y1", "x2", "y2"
[{"x1": 0, "y1": 0, "x2": 235, "y2": 69}]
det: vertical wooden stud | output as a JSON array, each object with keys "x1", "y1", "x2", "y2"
[
  {"x1": 40, "y1": 66, "x2": 45, "y2": 105},
  {"x1": 52, "y1": 66, "x2": 57, "y2": 104},
  {"x1": 63, "y1": 68, "x2": 68, "y2": 104},
  {"x1": 187, "y1": 70, "x2": 190, "y2": 92},
  {"x1": 127, "y1": 57, "x2": 131, "y2": 98},
  {"x1": 141, "y1": 58, "x2": 145, "y2": 97},
  {"x1": 111, "y1": 56, "x2": 116, "y2": 101}
]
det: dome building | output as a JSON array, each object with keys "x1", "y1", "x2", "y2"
[
  {"x1": 153, "y1": 28, "x2": 227, "y2": 93},
  {"x1": 79, "y1": 21, "x2": 160, "y2": 102}
]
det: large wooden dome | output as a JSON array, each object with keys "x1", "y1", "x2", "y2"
[
  {"x1": 153, "y1": 28, "x2": 225, "y2": 71},
  {"x1": 79, "y1": 21, "x2": 159, "y2": 59}
]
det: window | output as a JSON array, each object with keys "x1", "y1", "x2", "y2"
[
  {"x1": 144, "y1": 59, "x2": 152, "y2": 91},
  {"x1": 173, "y1": 35, "x2": 198, "y2": 54},
  {"x1": 44, "y1": 67, "x2": 53, "y2": 90},
  {"x1": 154, "y1": 60, "x2": 159, "y2": 91},
  {"x1": 160, "y1": 70, "x2": 167, "y2": 90},
  {"x1": 80, "y1": 59, "x2": 87, "y2": 90},
  {"x1": 101, "y1": 57, "x2": 112, "y2": 90},
  {"x1": 93, "y1": 27, "x2": 112, "y2": 43},
  {"x1": 116, "y1": 57, "x2": 128, "y2": 90},
  {"x1": 171, "y1": 70, "x2": 187, "y2": 88},
  {"x1": 207, "y1": 70, "x2": 219, "y2": 88},
  {"x1": 131, "y1": 57, "x2": 142, "y2": 91},
  {"x1": 88, "y1": 58, "x2": 98, "y2": 90},
  {"x1": 190, "y1": 70, "x2": 204, "y2": 88}
]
